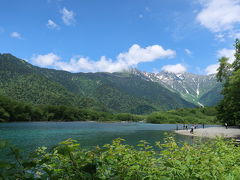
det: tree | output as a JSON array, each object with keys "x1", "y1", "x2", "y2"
[
  {"x1": 216, "y1": 57, "x2": 231, "y2": 82},
  {"x1": 232, "y1": 39, "x2": 240, "y2": 71},
  {"x1": 0, "y1": 107, "x2": 10, "y2": 121},
  {"x1": 217, "y1": 39, "x2": 240, "y2": 125}
]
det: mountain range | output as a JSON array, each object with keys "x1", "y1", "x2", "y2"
[
  {"x1": 128, "y1": 69, "x2": 222, "y2": 106},
  {"x1": 0, "y1": 53, "x2": 222, "y2": 114}
]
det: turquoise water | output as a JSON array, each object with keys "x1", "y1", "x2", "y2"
[{"x1": 0, "y1": 122, "x2": 215, "y2": 155}]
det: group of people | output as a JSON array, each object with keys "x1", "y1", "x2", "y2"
[
  {"x1": 176, "y1": 123, "x2": 229, "y2": 134},
  {"x1": 181, "y1": 124, "x2": 199, "y2": 134},
  {"x1": 182, "y1": 124, "x2": 197, "y2": 129}
]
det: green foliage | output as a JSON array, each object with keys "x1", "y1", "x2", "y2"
[
  {"x1": 216, "y1": 57, "x2": 231, "y2": 82},
  {"x1": 1, "y1": 137, "x2": 240, "y2": 179},
  {"x1": 0, "y1": 95, "x2": 115, "y2": 122},
  {"x1": 0, "y1": 94, "x2": 217, "y2": 124},
  {"x1": 146, "y1": 107, "x2": 219, "y2": 124},
  {"x1": 232, "y1": 39, "x2": 240, "y2": 71},
  {"x1": 217, "y1": 39, "x2": 240, "y2": 125},
  {"x1": 217, "y1": 69, "x2": 240, "y2": 125}
]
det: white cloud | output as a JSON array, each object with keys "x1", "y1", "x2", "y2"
[
  {"x1": 161, "y1": 64, "x2": 187, "y2": 74},
  {"x1": 217, "y1": 48, "x2": 235, "y2": 63},
  {"x1": 205, "y1": 64, "x2": 219, "y2": 75},
  {"x1": 204, "y1": 47, "x2": 235, "y2": 75},
  {"x1": 184, "y1": 48, "x2": 192, "y2": 56},
  {"x1": 46, "y1": 19, "x2": 59, "y2": 29},
  {"x1": 117, "y1": 44, "x2": 176, "y2": 66},
  {"x1": 31, "y1": 44, "x2": 176, "y2": 72},
  {"x1": 31, "y1": 53, "x2": 61, "y2": 67},
  {"x1": 54, "y1": 56, "x2": 128, "y2": 72},
  {"x1": 61, "y1": 7, "x2": 75, "y2": 25},
  {"x1": 197, "y1": 0, "x2": 240, "y2": 32},
  {"x1": 10, "y1": 32, "x2": 22, "y2": 39}
]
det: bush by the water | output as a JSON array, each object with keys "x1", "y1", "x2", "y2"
[
  {"x1": 0, "y1": 137, "x2": 240, "y2": 179},
  {"x1": 146, "y1": 107, "x2": 218, "y2": 124},
  {"x1": 0, "y1": 95, "x2": 143, "y2": 122}
]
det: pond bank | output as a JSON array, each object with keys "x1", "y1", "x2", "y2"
[{"x1": 175, "y1": 127, "x2": 240, "y2": 138}]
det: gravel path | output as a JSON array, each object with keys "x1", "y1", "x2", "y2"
[{"x1": 175, "y1": 127, "x2": 240, "y2": 138}]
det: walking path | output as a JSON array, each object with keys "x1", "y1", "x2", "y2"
[{"x1": 175, "y1": 127, "x2": 240, "y2": 138}]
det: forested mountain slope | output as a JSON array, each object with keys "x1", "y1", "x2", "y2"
[{"x1": 0, "y1": 53, "x2": 196, "y2": 114}]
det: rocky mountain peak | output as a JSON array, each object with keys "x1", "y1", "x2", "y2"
[{"x1": 126, "y1": 69, "x2": 219, "y2": 106}]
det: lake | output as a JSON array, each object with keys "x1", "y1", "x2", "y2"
[{"x1": 0, "y1": 122, "x2": 215, "y2": 156}]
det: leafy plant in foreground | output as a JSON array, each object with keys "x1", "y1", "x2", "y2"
[{"x1": 1, "y1": 137, "x2": 240, "y2": 179}]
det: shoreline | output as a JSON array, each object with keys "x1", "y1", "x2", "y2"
[
  {"x1": 175, "y1": 127, "x2": 240, "y2": 138},
  {"x1": 0, "y1": 120, "x2": 140, "y2": 123}
]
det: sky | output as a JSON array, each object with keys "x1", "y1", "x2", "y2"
[{"x1": 0, "y1": 0, "x2": 240, "y2": 74}]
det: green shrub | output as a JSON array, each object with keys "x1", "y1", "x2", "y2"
[
  {"x1": 146, "y1": 107, "x2": 220, "y2": 125},
  {"x1": 1, "y1": 137, "x2": 239, "y2": 179}
]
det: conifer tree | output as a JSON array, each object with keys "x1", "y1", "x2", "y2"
[{"x1": 217, "y1": 39, "x2": 240, "y2": 125}]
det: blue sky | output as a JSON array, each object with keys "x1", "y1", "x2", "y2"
[{"x1": 0, "y1": 0, "x2": 240, "y2": 74}]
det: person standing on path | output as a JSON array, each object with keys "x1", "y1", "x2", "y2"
[
  {"x1": 225, "y1": 123, "x2": 228, "y2": 129},
  {"x1": 190, "y1": 125, "x2": 194, "y2": 134}
]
